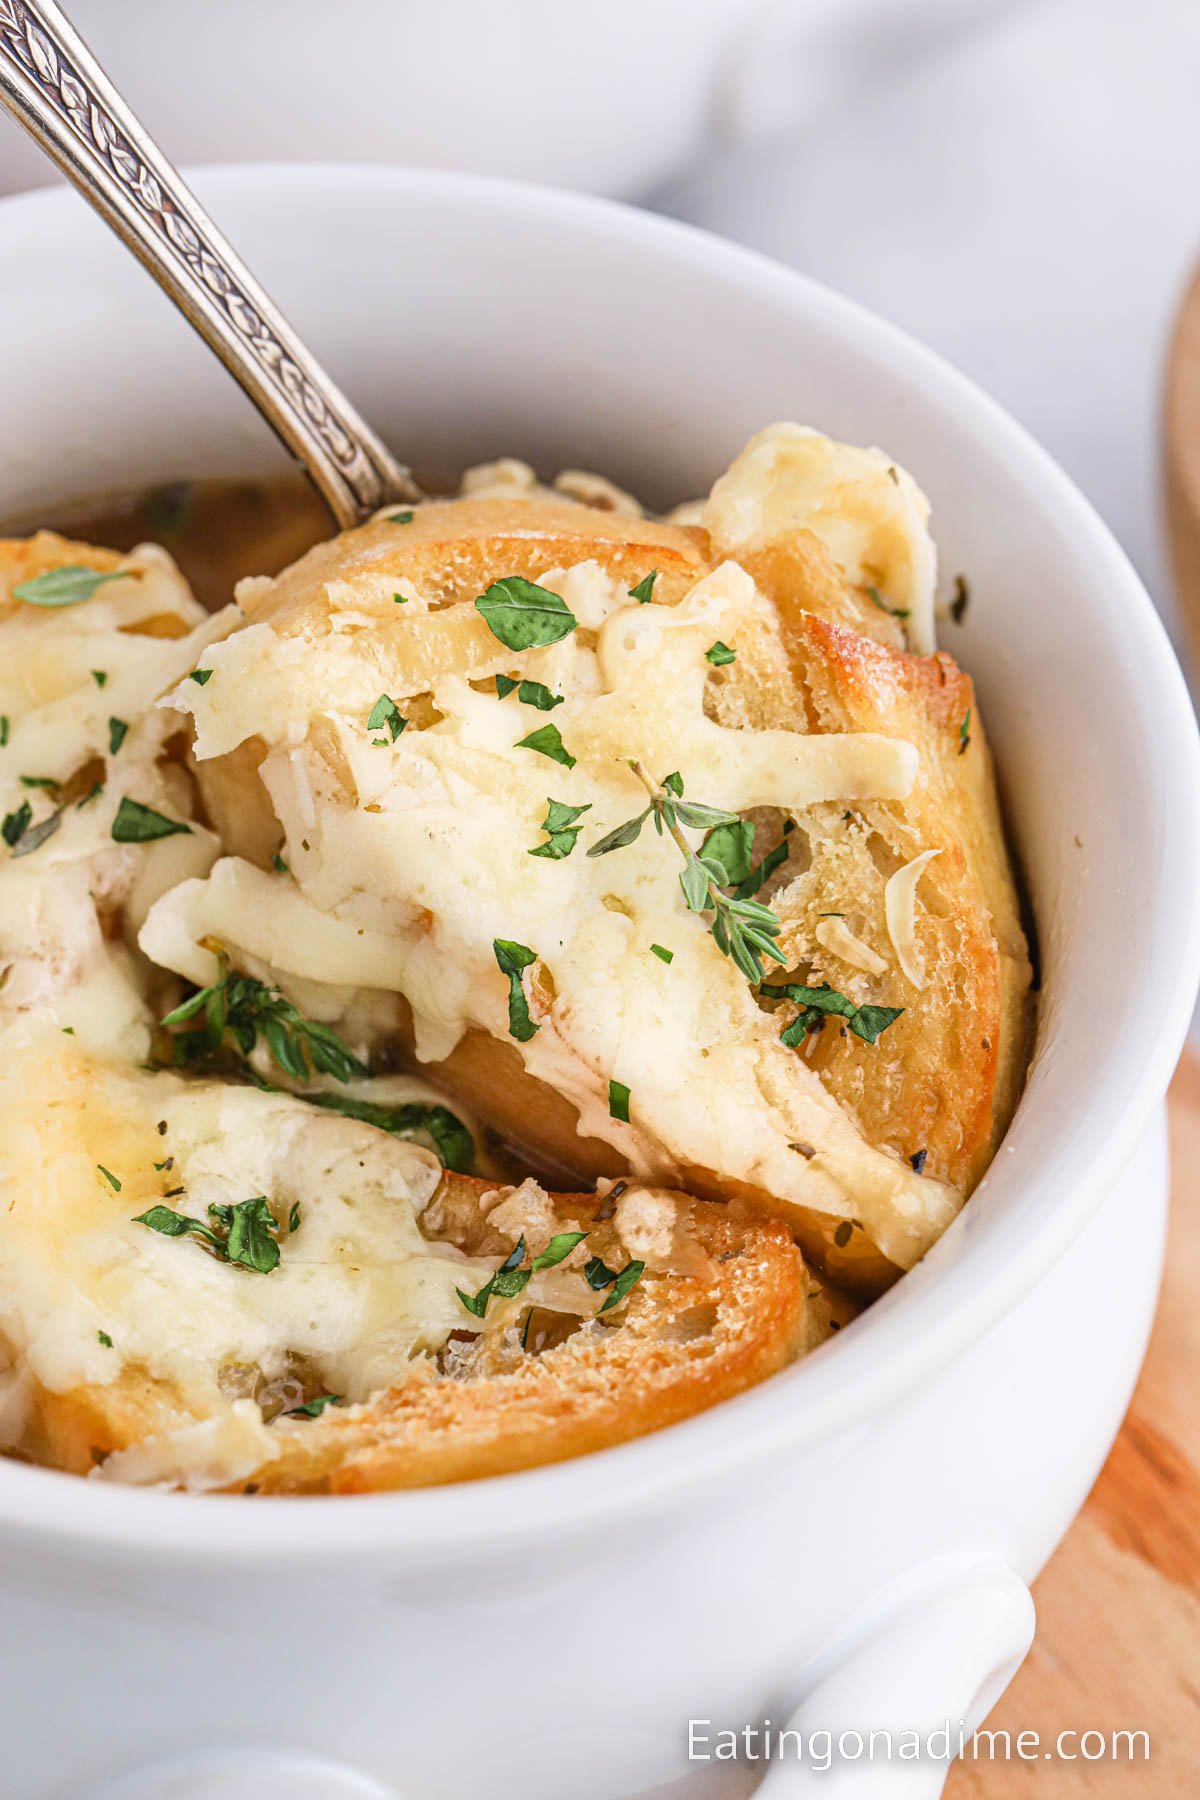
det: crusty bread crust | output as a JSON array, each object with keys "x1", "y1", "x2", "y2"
[
  {"x1": 25, "y1": 1174, "x2": 820, "y2": 1491},
  {"x1": 256, "y1": 1176, "x2": 815, "y2": 1494},
  {"x1": 190, "y1": 493, "x2": 1032, "y2": 1290}
]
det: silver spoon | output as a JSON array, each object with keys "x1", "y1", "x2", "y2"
[{"x1": 0, "y1": 0, "x2": 420, "y2": 526}]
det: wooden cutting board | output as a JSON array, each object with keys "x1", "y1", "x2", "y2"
[
  {"x1": 945, "y1": 1051, "x2": 1200, "y2": 1795},
  {"x1": 1165, "y1": 261, "x2": 1200, "y2": 669}
]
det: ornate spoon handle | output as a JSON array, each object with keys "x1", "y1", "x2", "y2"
[{"x1": 0, "y1": 0, "x2": 420, "y2": 525}]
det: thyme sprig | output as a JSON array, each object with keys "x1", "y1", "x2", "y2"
[
  {"x1": 161, "y1": 943, "x2": 368, "y2": 1084},
  {"x1": 589, "y1": 762, "x2": 786, "y2": 983}
]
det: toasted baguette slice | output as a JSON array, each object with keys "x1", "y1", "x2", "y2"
[
  {"x1": 26, "y1": 1169, "x2": 822, "y2": 1492},
  {"x1": 252, "y1": 1174, "x2": 824, "y2": 1494}
]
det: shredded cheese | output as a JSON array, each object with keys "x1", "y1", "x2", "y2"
[{"x1": 885, "y1": 849, "x2": 942, "y2": 988}]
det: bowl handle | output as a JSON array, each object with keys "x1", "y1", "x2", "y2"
[{"x1": 755, "y1": 1558, "x2": 1034, "y2": 1796}]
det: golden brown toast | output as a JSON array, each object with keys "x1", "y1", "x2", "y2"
[
  {"x1": 169, "y1": 479, "x2": 1030, "y2": 1293},
  {"x1": 23, "y1": 1168, "x2": 824, "y2": 1493}
]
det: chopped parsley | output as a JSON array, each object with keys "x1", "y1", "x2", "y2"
[
  {"x1": 733, "y1": 819, "x2": 794, "y2": 899},
  {"x1": 530, "y1": 797, "x2": 590, "y2": 860},
  {"x1": 97, "y1": 1330, "x2": 113, "y2": 1348},
  {"x1": 650, "y1": 943, "x2": 673, "y2": 965},
  {"x1": 761, "y1": 981, "x2": 904, "y2": 1047},
  {"x1": 583, "y1": 1253, "x2": 646, "y2": 1313},
  {"x1": 492, "y1": 939, "x2": 539, "y2": 1042},
  {"x1": 97, "y1": 1165, "x2": 122, "y2": 1192},
  {"x1": 11, "y1": 565, "x2": 125, "y2": 607},
  {"x1": 187, "y1": 668, "x2": 213, "y2": 686},
  {"x1": 0, "y1": 716, "x2": 7, "y2": 746},
  {"x1": 111, "y1": 797, "x2": 192, "y2": 843},
  {"x1": 705, "y1": 641, "x2": 736, "y2": 666},
  {"x1": 959, "y1": 708, "x2": 972, "y2": 754},
  {"x1": 161, "y1": 949, "x2": 369, "y2": 1083},
  {"x1": 386, "y1": 510, "x2": 415, "y2": 524},
  {"x1": 19, "y1": 776, "x2": 58, "y2": 790},
  {"x1": 588, "y1": 764, "x2": 785, "y2": 984},
  {"x1": 133, "y1": 1194, "x2": 288, "y2": 1273},
  {"x1": 91, "y1": 670, "x2": 107, "y2": 688},
  {"x1": 2, "y1": 801, "x2": 31, "y2": 847},
  {"x1": 608, "y1": 1080, "x2": 631, "y2": 1123},
  {"x1": 496, "y1": 675, "x2": 564, "y2": 711},
  {"x1": 701, "y1": 819, "x2": 755, "y2": 887},
  {"x1": 367, "y1": 693, "x2": 406, "y2": 742},
  {"x1": 107, "y1": 718, "x2": 129, "y2": 756},
  {"x1": 393, "y1": 591, "x2": 408, "y2": 604},
  {"x1": 866, "y1": 585, "x2": 910, "y2": 621},
  {"x1": 629, "y1": 570, "x2": 658, "y2": 604},
  {"x1": 456, "y1": 1230, "x2": 589, "y2": 1318},
  {"x1": 272, "y1": 853, "x2": 289, "y2": 874},
  {"x1": 305, "y1": 1092, "x2": 474, "y2": 1174},
  {"x1": 515, "y1": 722, "x2": 575, "y2": 768},
  {"x1": 286, "y1": 1393, "x2": 342, "y2": 1419},
  {"x1": 475, "y1": 576, "x2": 577, "y2": 651}
]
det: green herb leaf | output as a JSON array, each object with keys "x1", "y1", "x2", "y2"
[
  {"x1": 705, "y1": 640, "x2": 736, "y2": 666},
  {"x1": 701, "y1": 818, "x2": 755, "y2": 887},
  {"x1": 188, "y1": 668, "x2": 213, "y2": 686},
  {"x1": 91, "y1": 670, "x2": 107, "y2": 688},
  {"x1": 670, "y1": 797, "x2": 740, "y2": 831},
  {"x1": 650, "y1": 943, "x2": 674, "y2": 964},
  {"x1": 530, "y1": 796, "x2": 590, "y2": 860},
  {"x1": 629, "y1": 570, "x2": 658, "y2": 603},
  {"x1": 19, "y1": 776, "x2": 58, "y2": 790},
  {"x1": 494, "y1": 674, "x2": 517, "y2": 698},
  {"x1": 493, "y1": 938, "x2": 539, "y2": 1042},
  {"x1": 587, "y1": 808, "x2": 650, "y2": 857},
  {"x1": 457, "y1": 1236, "x2": 528, "y2": 1317},
  {"x1": 386, "y1": 510, "x2": 415, "y2": 524},
  {"x1": 133, "y1": 1203, "x2": 216, "y2": 1244},
  {"x1": 599, "y1": 1258, "x2": 646, "y2": 1313},
  {"x1": 161, "y1": 954, "x2": 369, "y2": 1084},
  {"x1": 662, "y1": 771, "x2": 684, "y2": 797},
  {"x1": 219, "y1": 1195, "x2": 281, "y2": 1274},
  {"x1": 516, "y1": 679, "x2": 563, "y2": 711},
  {"x1": 287, "y1": 1393, "x2": 342, "y2": 1418},
  {"x1": 608, "y1": 1079, "x2": 631, "y2": 1123},
  {"x1": 288, "y1": 1201, "x2": 301, "y2": 1233},
  {"x1": 304, "y1": 1092, "x2": 475, "y2": 1174},
  {"x1": 761, "y1": 981, "x2": 904, "y2": 1047},
  {"x1": 2, "y1": 801, "x2": 31, "y2": 848},
  {"x1": 531, "y1": 1231, "x2": 587, "y2": 1270},
  {"x1": 366, "y1": 694, "x2": 406, "y2": 742},
  {"x1": 0, "y1": 715, "x2": 7, "y2": 745},
  {"x1": 98, "y1": 1330, "x2": 113, "y2": 1348},
  {"x1": 584, "y1": 1253, "x2": 618, "y2": 1290},
  {"x1": 12, "y1": 565, "x2": 125, "y2": 608},
  {"x1": 516, "y1": 722, "x2": 575, "y2": 768},
  {"x1": 733, "y1": 820, "x2": 793, "y2": 899},
  {"x1": 272, "y1": 852, "x2": 289, "y2": 874},
  {"x1": 97, "y1": 1164, "x2": 122, "y2": 1192},
  {"x1": 112, "y1": 797, "x2": 192, "y2": 843},
  {"x1": 475, "y1": 576, "x2": 577, "y2": 651},
  {"x1": 959, "y1": 708, "x2": 971, "y2": 754},
  {"x1": 107, "y1": 718, "x2": 129, "y2": 756}
]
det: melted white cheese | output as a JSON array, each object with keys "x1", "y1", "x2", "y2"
[
  {"x1": 703, "y1": 423, "x2": 939, "y2": 653},
  {"x1": 0, "y1": 1040, "x2": 491, "y2": 1427},
  {"x1": 159, "y1": 485, "x2": 956, "y2": 1269}
]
